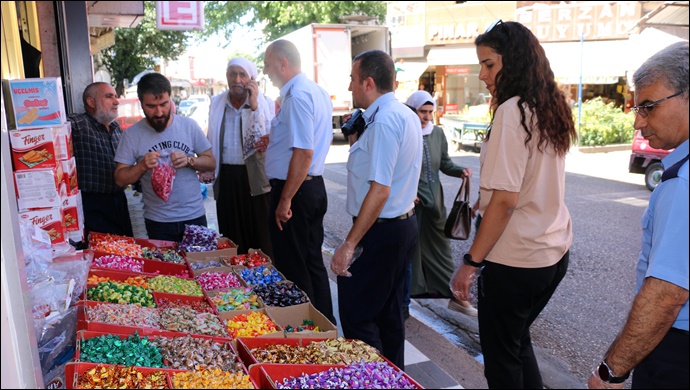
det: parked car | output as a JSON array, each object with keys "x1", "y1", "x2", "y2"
[
  {"x1": 177, "y1": 99, "x2": 196, "y2": 116},
  {"x1": 187, "y1": 94, "x2": 211, "y2": 104},
  {"x1": 628, "y1": 130, "x2": 672, "y2": 191},
  {"x1": 115, "y1": 98, "x2": 144, "y2": 130},
  {"x1": 186, "y1": 102, "x2": 210, "y2": 135}
]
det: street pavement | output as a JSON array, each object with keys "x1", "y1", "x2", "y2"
[{"x1": 125, "y1": 143, "x2": 641, "y2": 389}]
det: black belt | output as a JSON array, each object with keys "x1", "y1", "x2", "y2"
[
  {"x1": 669, "y1": 327, "x2": 689, "y2": 336},
  {"x1": 353, "y1": 209, "x2": 415, "y2": 224},
  {"x1": 269, "y1": 175, "x2": 321, "y2": 186}
]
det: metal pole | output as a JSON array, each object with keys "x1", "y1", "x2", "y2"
[{"x1": 577, "y1": 32, "x2": 583, "y2": 144}]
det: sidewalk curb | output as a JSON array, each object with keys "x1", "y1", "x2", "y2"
[{"x1": 575, "y1": 144, "x2": 631, "y2": 153}]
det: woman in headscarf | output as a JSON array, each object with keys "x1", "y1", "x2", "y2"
[{"x1": 404, "y1": 90, "x2": 477, "y2": 317}]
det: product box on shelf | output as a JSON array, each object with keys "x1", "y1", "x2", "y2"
[
  {"x1": 188, "y1": 260, "x2": 239, "y2": 277},
  {"x1": 60, "y1": 157, "x2": 78, "y2": 195},
  {"x1": 57, "y1": 121, "x2": 73, "y2": 160},
  {"x1": 61, "y1": 190, "x2": 83, "y2": 233},
  {"x1": 9, "y1": 127, "x2": 62, "y2": 170},
  {"x1": 5, "y1": 77, "x2": 67, "y2": 129},
  {"x1": 153, "y1": 290, "x2": 219, "y2": 315},
  {"x1": 267, "y1": 302, "x2": 338, "y2": 339},
  {"x1": 14, "y1": 165, "x2": 65, "y2": 211},
  {"x1": 18, "y1": 207, "x2": 66, "y2": 244},
  {"x1": 206, "y1": 287, "x2": 262, "y2": 315}
]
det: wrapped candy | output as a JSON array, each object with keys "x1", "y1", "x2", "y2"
[
  {"x1": 179, "y1": 225, "x2": 218, "y2": 252},
  {"x1": 151, "y1": 149, "x2": 175, "y2": 201}
]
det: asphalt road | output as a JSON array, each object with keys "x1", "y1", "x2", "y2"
[{"x1": 321, "y1": 138, "x2": 651, "y2": 388}]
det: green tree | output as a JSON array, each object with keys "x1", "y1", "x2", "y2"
[
  {"x1": 100, "y1": 1, "x2": 190, "y2": 96},
  {"x1": 203, "y1": 1, "x2": 387, "y2": 43}
]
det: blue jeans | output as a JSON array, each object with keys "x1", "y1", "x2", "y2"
[{"x1": 144, "y1": 215, "x2": 207, "y2": 242}]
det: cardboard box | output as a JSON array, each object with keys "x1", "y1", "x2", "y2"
[
  {"x1": 220, "y1": 308, "x2": 284, "y2": 339},
  {"x1": 60, "y1": 157, "x2": 78, "y2": 195},
  {"x1": 185, "y1": 247, "x2": 238, "y2": 262},
  {"x1": 207, "y1": 287, "x2": 262, "y2": 314},
  {"x1": 222, "y1": 248, "x2": 272, "y2": 267},
  {"x1": 18, "y1": 207, "x2": 67, "y2": 244},
  {"x1": 267, "y1": 302, "x2": 338, "y2": 339},
  {"x1": 57, "y1": 122, "x2": 73, "y2": 160},
  {"x1": 5, "y1": 77, "x2": 67, "y2": 129},
  {"x1": 237, "y1": 264, "x2": 287, "y2": 286},
  {"x1": 14, "y1": 166, "x2": 65, "y2": 211},
  {"x1": 61, "y1": 191, "x2": 83, "y2": 232},
  {"x1": 236, "y1": 337, "x2": 302, "y2": 367},
  {"x1": 10, "y1": 127, "x2": 61, "y2": 170}
]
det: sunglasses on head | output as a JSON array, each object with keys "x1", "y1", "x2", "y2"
[
  {"x1": 631, "y1": 91, "x2": 683, "y2": 118},
  {"x1": 485, "y1": 19, "x2": 504, "y2": 34}
]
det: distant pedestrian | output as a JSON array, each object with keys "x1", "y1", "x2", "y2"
[
  {"x1": 449, "y1": 20, "x2": 576, "y2": 388},
  {"x1": 262, "y1": 40, "x2": 336, "y2": 324},
  {"x1": 587, "y1": 41, "x2": 688, "y2": 390},
  {"x1": 330, "y1": 49, "x2": 422, "y2": 369},
  {"x1": 69, "y1": 82, "x2": 133, "y2": 241}
]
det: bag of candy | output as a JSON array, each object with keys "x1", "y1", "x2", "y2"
[{"x1": 151, "y1": 149, "x2": 176, "y2": 201}]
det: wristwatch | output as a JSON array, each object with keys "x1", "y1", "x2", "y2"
[
  {"x1": 597, "y1": 360, "x2": 630, "y2": 384},
  {"x1": 187, "y1": 156, "x2": 195, "y2": 168},
  {"x1": 463, "y1": 253, "x2": 483, "y2": 268}
]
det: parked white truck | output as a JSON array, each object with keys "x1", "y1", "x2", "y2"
[{"x1": 264, "y1": 23, "x2": 390, "y2": 132}]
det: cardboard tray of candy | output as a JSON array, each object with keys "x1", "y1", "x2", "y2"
[
  {"x1": 82, "y1": 272, "x2": 206, "y2": 305},
  {"x1": 220, "y1": 248, "x2": 273, "y2": 268},
  {"x1": 73, "y1": 329, "x2": 245, "y2": 373},
  {"x1": 75, "y1": 299, "x2": 229, "y2": 339},
  {"x1": 64, "y1": 362, "x2": 180, "y2": 389},
  {"x1": 90, "y1": 250, "x2": 191, "y2": 277},
  {"x1": 248, "y1": 362, "x2": 424, "y2": 389},
  {"x1": 237, "y1": 337, "x2": 383, "y2": 367}
]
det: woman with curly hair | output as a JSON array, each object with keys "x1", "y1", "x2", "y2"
[{"x1": 449, "y1": 20, "x2": 577, "y2": 388}]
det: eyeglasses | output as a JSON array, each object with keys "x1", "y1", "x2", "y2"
[
  {"x1": 485, "y1": 19, "x2": 503, "y2": 34},
  {"x1": 631, "y1": 91, "x2": 683, "y2": 118}
]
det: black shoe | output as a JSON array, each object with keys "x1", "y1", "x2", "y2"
[{"x1": 403, "y1": 307, "x2": 410, "y2": 320}]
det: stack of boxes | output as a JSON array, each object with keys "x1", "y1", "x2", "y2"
[{"x1": 6, "y1": 77, "x2": 84, "y2": 247}]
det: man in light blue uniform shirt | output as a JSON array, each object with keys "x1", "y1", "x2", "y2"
[
  {"x1": 261, "y1": 39, "x2": 335, "y2": 324},
  {"x1": 588, "y1": 41, "x2": 688, "y2": 389},
  {"x1": 331, "y1": 49, "x2": 422, "y2": 369}
]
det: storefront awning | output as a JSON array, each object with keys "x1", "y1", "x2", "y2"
[
  {"x1": 395, "y1": 61, "x2": 429, "y2": 82},
  {"x1": 542, "y1": 40, "x2": 630, "y2": 85},
  {"x1": 426, "y1": 46, "x2": 478, "y2": 67}
]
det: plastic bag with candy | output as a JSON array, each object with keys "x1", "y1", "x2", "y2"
[{"x1": 151, "y1": 149, "x2": 176, "y2": 201}]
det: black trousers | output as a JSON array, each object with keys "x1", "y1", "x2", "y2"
[
  {"x1": 81, "y1": 191, "x2": 133, "y2": 240},
  {"x1": 338, "y1": 215, "x2": 418, "y2": 369},
  {"x1": 478, "y1": 251, "x2": 569, "y2": 389},
  {"x1": 216, "y1": 165, "x2": 272, "y2": 258},
  {"x1": 268, "y1": 177, "x2": 334, "y2": 323},
  {"x1": 145, "y1": 215, "x2": 207, "y2": 242},
  {"x1": 632, "y1": 328, "x2": 689, "y2": 389}
]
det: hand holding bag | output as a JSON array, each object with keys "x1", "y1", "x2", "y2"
[{"x1": 444, "y1": 176, "x2": 472, "y2": 240}]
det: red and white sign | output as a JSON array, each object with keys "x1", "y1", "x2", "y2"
[{"x1": 156, "y1": 1, "x2": 204, "y2": 31}]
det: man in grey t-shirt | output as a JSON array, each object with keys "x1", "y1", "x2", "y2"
[{"x1": 114, "y1": 73, "x2": 216, "y2": 241}]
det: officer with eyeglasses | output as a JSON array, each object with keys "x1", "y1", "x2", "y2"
[{"x1": 588, "y1": 41, "x2": 688, "y2": 389}]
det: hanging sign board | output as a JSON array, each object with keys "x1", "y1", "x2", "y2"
[{"x1": 156, "y1": 1, "x2": 204, "y2": 31}]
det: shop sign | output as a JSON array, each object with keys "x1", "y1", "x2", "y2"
[
  {"x1": 156, "y1": 1, "x2": 204, "y2": 31},
  {"x1": 516, "y1": 2, "x2": 641, "y2": 42},
  {"x1": 446, "y1": 103, "x2": 459, "y2": 112},
  {"x1": 428, "y1": 22, "x2": 480, "y2": 43},
  {"x1": 446, "y1": 66, "x2": 470, "y2": 75}
]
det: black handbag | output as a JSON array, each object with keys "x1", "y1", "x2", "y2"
[{"x1": 444, "y1": 176, "x2": 472, "y2": 240}]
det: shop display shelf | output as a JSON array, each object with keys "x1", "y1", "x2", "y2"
[{"x1": 92, "y1": 250, "x2": 191, "y2": 277}]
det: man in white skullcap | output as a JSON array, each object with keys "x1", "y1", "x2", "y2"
[{"x1": 206, "y1": 57, "x2": 274, "y2": 257}]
